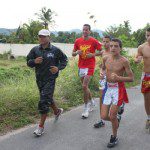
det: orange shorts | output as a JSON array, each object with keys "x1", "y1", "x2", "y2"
[{"x1": 141, "y1": 73, "x2": 150, "y2": 93}]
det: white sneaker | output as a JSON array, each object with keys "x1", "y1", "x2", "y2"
[
  {"x1": 33, "y1": 126, "x2": 44, "y2": 136},
  {"x1": 89, "y1": 99, "x2": 96, "y2": 112},
  {"x1": 54, "y1": 108, "x2": 63, "y2": 122},
  {"x1": 81, "y1": 107, "x2": 89, "y2": 118}
]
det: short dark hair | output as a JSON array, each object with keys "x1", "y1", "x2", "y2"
[
  {"x1": 103, "y1": 35, "x2": 111, "y2": 40},
  {"x1": 111, "y1": 38, "x2": 122, "y2": 48},
  {"x1": 146, "y1": 27, "x2": 150, "y2": 32},
  {"x1": 83, "y1": 24, "x2": 91, "y2": 31}
]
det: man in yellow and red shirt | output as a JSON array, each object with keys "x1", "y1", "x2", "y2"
[{"x1": 72, "y1": 24, "x2": 102, "y2": 118}]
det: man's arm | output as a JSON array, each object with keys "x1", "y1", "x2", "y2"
[
  {"x1": 134, "y1": 45, "x2": 143, "y2": 63},
  {"x1": 112, "y1": 59, "x2": 134, "y2": 82},
  {"x1": 51, "y1": 49, "x2": 68, "y2": 74},
  {"x1": 86, "y1": 40, "x2": 102, "y2": 58},
  {"x1": 99, "y1": 56, "x2": 107, "y2": 79},
  {"x1": 27, "y1": 48, "x2": 43, "y2": 68},
  {"x1": 72, "y1": 49, "x2": 82, "y2": 57},
  {"x1": 72, "y1": 39, "x2": 82, "y2": 57},
  {"x1": 57, "y1": 49, "x2": 68, "y2": 70},
  {"x1": 72, "y1": 50, "x2": 78, "y2": 57},
  {"x1": 26, "y1": 49, "x2": 37, "y2": 68}
]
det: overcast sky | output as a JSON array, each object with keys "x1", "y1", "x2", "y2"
[{"x1": 0, "y1": 0, "x2": 149, "y2": 32}]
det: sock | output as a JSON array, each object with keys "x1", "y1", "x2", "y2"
[
  {"x1": 84, "y1": 103, "x2": 90, "y2": 109},
  {"x1": 89, "y1": 99, "x2": 95, "y2": 105}
]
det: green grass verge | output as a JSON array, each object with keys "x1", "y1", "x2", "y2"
[{"x1": 0, "y1": 56, "x2": 143, "y2": 135}]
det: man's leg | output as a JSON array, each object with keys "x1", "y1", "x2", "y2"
[
  {"x1": 39, "y1": 114, "x2": 47, "y2": 127},
  {"x1": 117, "y1": 102, "x2": 125, "y2": 122},
  {"x1": 109, "y1": 105, "x2": 119, "y2": 137},
  {"x1": 50, "y1": 102, "x2": 63, "y2": 121},
  {"x1": 143, "y1": 92, "x2": 150, "y2": 129},
  {"x1": 106, "y1": 105, "x2": 119, "y2": 148},
  {"x1": 94, "y1": 90, "x2": 105, "y2": 128},
  {"x1": 81, "y1": 75, "x2": 91, "y2": 118},
  {"x1": 81, "y1": 75, "x2": 91, "y2": 104},
  {"x1": 50, "y1": 102, "x2": 59, "y2": 115},
  {"x1": 101, "y1": 104, "x2": 110, "y2": 121},
  {"x1": 143, "y1": 92, "x2": 150, "y2": 116}
]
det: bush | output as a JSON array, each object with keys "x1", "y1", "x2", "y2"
[{"x1": 0, "y1": 56, "x2": 143, "y2": 134}]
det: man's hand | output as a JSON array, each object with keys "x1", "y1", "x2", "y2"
[
  {"x1": 50, "y1": 66, "x2": 59, "y2": 74},
  {"x1": 86, "y1": 53, "x2": 95, "y2": 58},
  {"x1": 134, "y1": 56, "x2": 142, "y2": 63},
  {"x1": 76, "y1": 50, "x2": 82, "y2": 55},
  {"x1": 34, "y1": 57, "x2": 43, "y2": 64},
  {"x1": 111, "y1": 73, "x2": 120, "y2": 82},
  {"x1": 100, "y1": 72, "x2": 105, "y2": 80}
]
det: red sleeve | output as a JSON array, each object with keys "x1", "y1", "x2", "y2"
[{"x1": 96, "y1": 40, "x2": 102, "y2": 51}]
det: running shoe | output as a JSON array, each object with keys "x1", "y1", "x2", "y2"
[
  {"x1": 94, "y1": 120, "x2": 105, "y2": 128},
  {"x1": 54, "y1": 108, "x2": 63, "y2": 122},
  {"x1": 107, "y1": 135, "x2": 119, "y2": 148},
  {"x1": 33, "y1": 126, "x2": 44, "y2": 136}
]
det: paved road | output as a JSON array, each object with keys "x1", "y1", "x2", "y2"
[{"x1": 0, "y1": 87, "x2": 150, "y2": 150}]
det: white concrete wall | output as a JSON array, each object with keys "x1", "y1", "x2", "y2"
[
  {"x1": 0, "y1": 43, "x2": 74, "y2": 57},
  {"x1": 124, "y1": 47, "x2": 137, "y2": 56},
  {"x1": 0, "y1": 43, "x2": 137, "y2": 57}
]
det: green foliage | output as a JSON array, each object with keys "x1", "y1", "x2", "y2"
[
  {"x1": 118, "y1": 34, "x2": 137, "y2": 47},
  {"x1": 0, "y1": 50, "x2": 12, "y2": 59},
  {"x1": 0, "y1": 58, "x2": 100, "y2": 134},
  {"x1": 105, "y1": 20, "x2": 132, "y2": 38},
  {"x1": 16, "y1": 20, "x2": 43, "y2": 44},
  {"x1": 0, "y1": 51, "x2": 143, "y2": 134},
  {"x1": 126, "y1": 56, "x2": 143, "y2": 87},
  {"x1": 105, "y1": 21, "x2": 136, "y2": 47},
  {"x1": 133, "y1": 23, "x2": 150, "y2": 46},
  {"x1": 35, "y1": 7, "x2": 57, "y2": 29},
  {"x1": 105, "y1": 21, "x2": 150, "y2": 48}
]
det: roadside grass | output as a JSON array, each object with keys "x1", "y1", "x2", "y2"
[{"x1": 0, "y1": 56, "x2": 143, "y2": 135}]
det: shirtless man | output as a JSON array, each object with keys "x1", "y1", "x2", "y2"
[
  {"x1": 134, "y1": 27, "x2": 150, "y2": 130},
  {"x1": 94, "y1": 36, "x2": 111, "y2": 127},
  {"x1": 94, "y1": 36, "x2": 125, "y2": 128},
  {"x1": 100, "y1": 38, "x2": 134, "y2": 148}
]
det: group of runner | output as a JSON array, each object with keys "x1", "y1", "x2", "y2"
[
  {"x1": 27, "y1": 25, "x2": 150, "y2": 148},
  {"x1": 72, "y1": 24, "x2": 150, "y2": 148}
]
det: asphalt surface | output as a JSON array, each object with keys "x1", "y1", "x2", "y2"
[{"x1": 0, "y1": 86, "x2": 150, "y2": 150}]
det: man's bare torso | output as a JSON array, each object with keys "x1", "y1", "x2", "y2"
[
  {"x1": 105, "y1": 55, "x2": 127, "y2": 82},
  {"x1": 140, "y1": 42, "x2": 150, "y2": 73},
  {"x1": 102, "y1": 50, "x2": 110, "y2": 58}
]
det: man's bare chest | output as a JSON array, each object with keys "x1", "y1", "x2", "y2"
[{"x1": 105, "y1": 60, "x2": 124, "y2": 72}]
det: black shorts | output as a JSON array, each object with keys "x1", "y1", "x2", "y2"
[{"x1": 37, "y1": 79, "x2": 56, "y2": 114}]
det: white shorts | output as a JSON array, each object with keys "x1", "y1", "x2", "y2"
[
  {"x1": 99, "y1": 75, "x2": 106, "y2": 90},
  {"x1": 102, "y1": 82, "x2": 128, "y2": 106}
]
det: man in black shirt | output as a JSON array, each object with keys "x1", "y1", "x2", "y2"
[{"x1": 27, "y1": 29, "x2": 68, "y2": 136}]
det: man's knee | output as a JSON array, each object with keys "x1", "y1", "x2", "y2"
[
  {"x1": 38, "y1": 101, "x2": 50, "y2": 114},
  {"x1": 101, "y1": 113, "x2": 108, "y2": 120},
  {"x1": 82, "y1": 85, "x2": 88, "y2": 91},
  {"x1": 109, "y1": 114, "x2": 117, "y2": 121}
]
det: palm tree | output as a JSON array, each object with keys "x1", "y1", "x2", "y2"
[
  {"x1": 35, "y1": 7, "x2": 57, "y2": 29},
  {"x1": 87, "y1": 12, "x2": 97, "y2": 27}
]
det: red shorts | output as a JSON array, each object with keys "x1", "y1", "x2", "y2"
[
  {"x1": 87, "y1": 68, "x2": 95, "y2": 76},
  {"x1": 78, "y1": 68, "x2": 95, "y2": 77},
  {"x1": 141, "y1": 73, "x2": 150, "y2": 93},
  {"x1": 102, "y1": 82, "x2": 128, "y2": 106}
]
